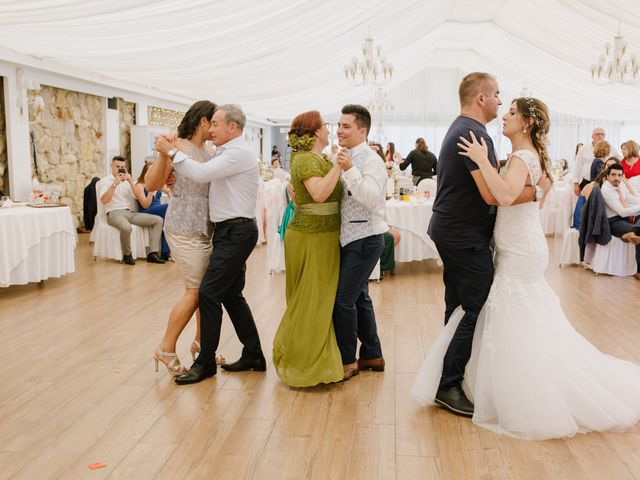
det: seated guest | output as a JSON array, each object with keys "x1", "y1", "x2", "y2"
[
  {"x1": 327, "y1": 144, "x2": 339, "y2": 162},
  {"x1": 271, "y1": 145, "x2": 282, "y2": 163},
  {"x1": 558, "y1": 158, "x2": 569, "y2": 179},
  {"x1": 380, "y1": 227, "x2": 401, "y2": 275},
  {"x1": 385, "y1": 142, "x2": 403, "y2": 164},
  {"x1": 576, "y1": 158, "x2": 624, "y2": 229},
  {"x1": 133, "y1": 162, "x2": 171, "y2": 259},
  {"x1": 601, "y1": 163, "x2": 640, "y2": 280},
  {"x1": 621, "y1": 140, "x2": 640, "y2": 179},
  {"x1": 99, "y1": 156, "x2": 165, "y2": 265},
  {"x1": 589, "y1": 140, "x2": 610, "y2": 182},
  {"x1": 271, "y1": 158, "x2": 291, "y2": 182},
  {"x1": 401, "y1": 137, "x2": 437, "y2": 185}
]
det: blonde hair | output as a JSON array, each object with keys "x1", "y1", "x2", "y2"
[
  {"x1": 459, "y1": 72, "x2": 495, "y2": 107},
  {"x1": 593, "y1": 140, "x2": 611, "y2": 159},
  {"x1": 622, "y1": 139, "x2": 639, "y2": 158}
]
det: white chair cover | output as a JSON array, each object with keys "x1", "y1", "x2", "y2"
[
  {"x1": 263, "y1": 179, "x2": 288, "y2": 273},
  {"x1": 539, "y1": 180, "x2": 573, "y2": 236},
  {"x1": 583, "y1": 236, "x2": 636, "y2": 276},
  {"x1": 91, "y1": 178, "x2": 150, "y2": 261},
  {"x1": 559, "y1": 228, "x2": 581, "y2": 266},
  {"x1": 628, "y1": 175, "x2": 640, "y2": 192},
  {"x1": 416, "y1": 178, "x2": 437, "y2": 196}
]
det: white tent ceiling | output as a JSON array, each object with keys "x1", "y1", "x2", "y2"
[{"x1": 1, "y1": 0, "x2": 640, "y2": 121}]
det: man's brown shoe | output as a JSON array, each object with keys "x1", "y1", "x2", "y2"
[
  {"x1": 621, "y1": 232, "x2": 640, "y2": 245},
  {"x1": 357, "y1": 356, "x2": 385, "y2": 372},
  {"x1": 635, "y1": 272, "x2": 640, "y2": 281},
  {"x1": 343, "y1": 362, "x2": 359, "y2": 381}
]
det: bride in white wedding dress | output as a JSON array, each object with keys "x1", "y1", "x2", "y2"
[{"x1": 412, "y1": 97, "x2": 640, "y2": 440}]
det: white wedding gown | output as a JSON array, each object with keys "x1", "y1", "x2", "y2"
[{"x1": 412, "y1": 150, "x2": 640, "y2": 440}]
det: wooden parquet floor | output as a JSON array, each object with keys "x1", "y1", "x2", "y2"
[{"x1": 0, "y1": 233, "x2": 639, "y2": 480}]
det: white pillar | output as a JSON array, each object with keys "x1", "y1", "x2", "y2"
[
  {"x1": 261, "y1": 126, "x2": 272, "y2": 164},
  {"x1": 104, "y1": 97, "x2": 120, "y2": 171},
  {"x1": 3, "y1": 68, "x2": 32, "y2": 201},
  {"x1": 136, "y1": 101, "x2": 148, "y2": 126}
]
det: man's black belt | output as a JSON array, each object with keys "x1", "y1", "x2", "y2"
[{"x1": 213, "y1": 217, "x2": 255, "y2": 229}]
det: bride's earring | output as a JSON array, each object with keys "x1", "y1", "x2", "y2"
[{"x1": 523, "y1": 128, "x2": 527, "y2": 134}]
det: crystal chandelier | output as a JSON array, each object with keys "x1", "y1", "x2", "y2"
[
  {"x1": 591, "y1": 21, "x2": 639, "y2": 85},
  {"x1": 368, "y1": 88, "x2": 393, "y2": 142},
  {"x1": 367, "y1": 88, "x2": 393, "y2": 115},
  {"x1": 344, "y1": 36, "x2": 393, "y2": 86}
]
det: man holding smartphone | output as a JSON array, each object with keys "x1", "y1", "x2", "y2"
[{"x1": 99, "y1": 156, "x2": 165, "y2": 265}]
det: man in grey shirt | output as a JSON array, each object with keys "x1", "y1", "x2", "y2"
[{"x1": 156, "y1": 104, "x2": 265, "y2": 384}]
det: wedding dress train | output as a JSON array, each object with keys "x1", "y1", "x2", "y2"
[{"x1": 412, "y1": 150, "x2": 640, "y2": 440}]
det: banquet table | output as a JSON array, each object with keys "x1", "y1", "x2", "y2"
[
  {"x1": 385, "y1": 198, "x2": 439, "y2": 263},
  {"x1": 0, "y1": 205, "x2": 77, "y2": 287},
  {"x1": 539, "y1": 179, "x2": 574, "y2": 236}
]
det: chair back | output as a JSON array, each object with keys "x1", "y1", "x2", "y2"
[{"x1": 417, "y1": 178, "x2": 437, "y2": 196}]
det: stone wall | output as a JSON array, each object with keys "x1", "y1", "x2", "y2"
[
  {"x1": 118, "y1": 98, "x2": 135, "y2": 165},
  {"x1": 0, "y1": 81, "x2": 7, "y2": 195},
  {"x1": 29, "y1": 85, "x2": 104, "y2": 224}
]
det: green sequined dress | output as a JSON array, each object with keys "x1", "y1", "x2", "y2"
[{"x1": 272, "y1": 151, "x2": 344, "y2": 387}]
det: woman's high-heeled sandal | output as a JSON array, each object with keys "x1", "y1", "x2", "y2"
[
  {"x1": 154, "y1": 349, "x2": 185, "y2": 376},
  {"x1": 190, "y1": 340, "x2": 201, "y2": 362}
]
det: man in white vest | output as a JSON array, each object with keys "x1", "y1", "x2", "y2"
[{"x1": 334, "y1": 104, "x2": 388, "y2": 380}]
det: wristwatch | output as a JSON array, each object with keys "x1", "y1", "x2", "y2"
[
  {"x1": 167, "y1": 148, "x2": 178, "y2": 159},
  {"x1": 533, "y1": 185, "x2": 543, "y2": 202}
]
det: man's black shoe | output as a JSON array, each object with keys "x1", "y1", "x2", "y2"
[
  {"x1": 221, "y1": 355, "x2": 267, "y2": 372},
  {"x1": 435, "y1": 385, "x2": 474, "y2": 417},
  {"x1": 122, "y1": 254, "x2": 135, "y2": 265},
  {"x1": 147, "y1": 252, "x2": 166, "y2": 264},
  {"x1": 174, "y1": 363, "x2": 216, "y2": 385}
]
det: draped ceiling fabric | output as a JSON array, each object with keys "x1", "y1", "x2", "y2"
[{"x1": 1, "y1": 0, "x2": 640, "y2": 122}]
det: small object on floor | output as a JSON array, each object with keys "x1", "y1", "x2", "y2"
[{"x1": 88, "y1": 462, "x2": 107, "y2": 470}]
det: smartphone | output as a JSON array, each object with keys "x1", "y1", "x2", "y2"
[{"x1": 118, "y1": 167, "x2": 126, "y2": 174}]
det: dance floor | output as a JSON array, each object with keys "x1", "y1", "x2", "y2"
[{"x1": 1, "y1": 234, "x2": 639, "y2": 480}]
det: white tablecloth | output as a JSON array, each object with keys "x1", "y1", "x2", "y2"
[
  {"x1": 385, "y1": 199, "x2": 439, "y2": 262},
  {"x1": 0, "y1": 205, "x2": 77, "y2": 287},
  {"x1": 539, "y1": 180, "x2": 574, "y2": 236}
]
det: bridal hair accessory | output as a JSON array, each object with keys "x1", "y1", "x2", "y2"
[
  {"x1": 524, "y1": 97, "x2": 541, "y2": 128},
  {"x1": 289, "y1": 133, "x2": 316, "y2": 152}
]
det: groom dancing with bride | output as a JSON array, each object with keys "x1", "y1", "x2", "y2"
[{"x1": 413, "y1": 72, "x2": 640, "y2": 440}]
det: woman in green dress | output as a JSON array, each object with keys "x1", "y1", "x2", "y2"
[{"x1": 272, "y1": 111, "x2": 344, "y2": 387}]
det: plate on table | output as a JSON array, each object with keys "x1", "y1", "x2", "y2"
[{"x1": 26, "y1": 203, "x2": 65, "y2": 208}]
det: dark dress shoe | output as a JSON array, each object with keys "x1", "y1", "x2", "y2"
[
  {"x1": 174, "y1": 362, "x2": 216, "y2": 385},
  {"x1": 147, "y1": 252, "x2": 166, "y2": 264},
  {"x1": 221, "y1": 355, "x2": 266, "y2": 372},
  {"x1": 435, "y1": 385, "x2": 474, "y2": 417},
  {"x1": 122, "y1": 254, "x2": 135, "y2": 265},
  {"x1": 357, "y1": 356, "x2": 385, "y2": 372}
]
